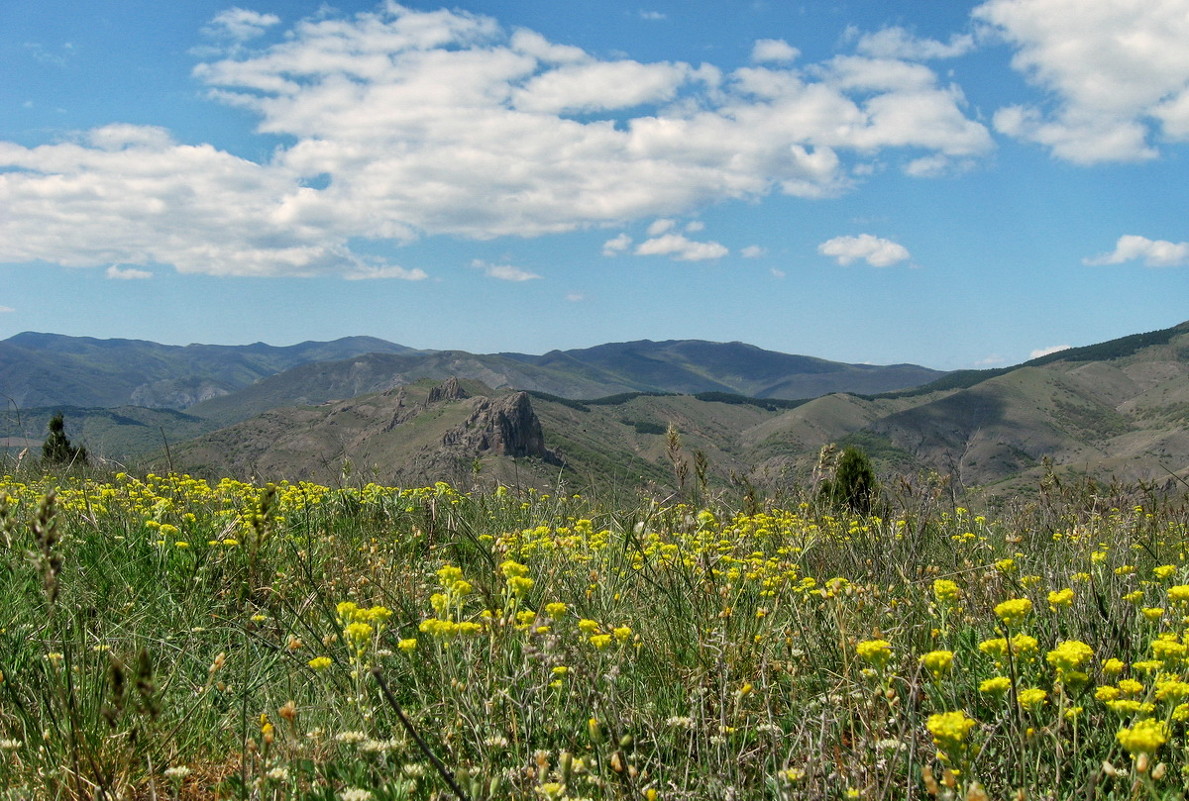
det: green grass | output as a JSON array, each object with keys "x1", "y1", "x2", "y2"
[{"x1": 0, "y1": 469, "x2": 1188, "y2": 799}]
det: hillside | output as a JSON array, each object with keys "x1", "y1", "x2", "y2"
[
  {"x1": 155, "y1": 321, "x2": 1189, "y2": 499},
  {"x1": 861, "y1": 322, "x2": 1189, "y2": 493},
  {"x1": 1, "y1": 333, "x2": 947, "y2": 447},
  {"x1": 182, "y1": 339, "x2": 947, "y2": 429},
  {"x1": 171, "y1": 378, "x2": 564, "y2": 488},
  {"x1": 6, "y1": 322, "x2": 1188, "y2": 499},
  {"x1": 508, "y1": 340, "x2": 944, "y2": 398},
  {"x1": 0, "y1": 332, "x2": 413, "y2": 409}
]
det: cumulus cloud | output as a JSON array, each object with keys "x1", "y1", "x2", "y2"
[
  {"x1": 818, "y1": 234, "x2": 911, "y2": 267},
  {"x1": 974, "y1": 0, "x2": 1189, "y2": 162},
  {"x1": 602, "y1": 233, "x2": 632, "y2": 256},
  {"x1": 343, "y1": 264, "x2": 428, "y2": 281},
  {"x1": 752, "y1": 39, "x2": 799, "y2": 64},
  {"x1": 1030, "y1": 345, "x2": 1071, "y2": 359},
  {"x1": 203, "y1": 8, "x2": 281, "y2": 42},
  {"x1": 106, "y1": 265, "x2": 152, "y2": 280},
  {"x1": 635, "y1": 233, "x2": 728, "y2": 261},
  {"x1": 1084, "y1": 235, "x2": 1189, "y2": 267},
  {"x1": 471, "y1": 259, "x2": 542, "y2": 281},
  {"x1": 853, "y1": 27, "x2": 975, "y2": 60},
  {"x1": 0, "y1": 5, "x2": 992, "y2": 279},
  {"x1": 647, "y1": 219, "x2": 676, "y2": 236}
]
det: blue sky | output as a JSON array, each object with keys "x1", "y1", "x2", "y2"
[{"x1": 1, "y1": 0, "x2": 1187, "y2": 370}]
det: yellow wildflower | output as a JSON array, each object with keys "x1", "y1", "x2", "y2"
[
  {"x1": 920, "y1": 650, "x2": 955, "y2": 679},
  {"x1": 1017, "y1": 688, "x2": 1047, "y2": 711},
  {"x1": 856, "y1": 639, "x2": 893, "y2": 669},
  {"x1": 926, "y1": 711, "x2": 976, "y2": 758},
  {"x1": 1116, "y1": 719, "x2": 1168, "y2": 755},
  {"x1": 933, "y1": 579, "x2": 962, "y2": 604},
  {"x1": 994, "y1": 598, "x2": 1033, "y2": 627},
  {"x1": 1047, "y1": 588, "x2": 1074, "y2": 609},
  {"x1": 979, "y1": 676, "x2": 1012, "y2": 696}
]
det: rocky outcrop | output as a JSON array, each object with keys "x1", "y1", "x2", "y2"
[
  {"x1": 441, "y1": 391, "x2": 560, "y2": 463},
  {"x1": 131, "y1": 378, "x2": 231, "y2": 408},
  {"x1": 428, "y1": 377, "x2": 469, "y2": 404}
]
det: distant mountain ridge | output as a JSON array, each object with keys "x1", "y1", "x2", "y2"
[
  {"x1": 0, "y1": 332, "x2": 947, "y2": 417},
  {"x1": 8, "y1": 324, "x2": 1187, "y2": 501},
  {"x1": 0, "y1": 332, "x2": 413, "y2": 409},
  {"x1": 159, "y1": 320, "x2": 1189, "y2": 498}
]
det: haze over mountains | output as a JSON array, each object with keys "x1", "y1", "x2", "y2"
[{"x1": 2, "y1": 323, "x2": 1187, "y2": 499}]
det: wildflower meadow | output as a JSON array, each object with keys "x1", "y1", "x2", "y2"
[{"x1": 1, "y1": 469, "x2": 1189, "y2": 799}]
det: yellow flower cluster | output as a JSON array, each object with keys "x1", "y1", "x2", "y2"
[
  {"x1": 993, "y1": 598, "x2": 1033, "y2": 627},
  {"x1": 926, "y1": 711, "x2": 976, "y2": 759},
  {"x1": 1116, "y1": 718, "x2": 1168, "y2": 755},
  {"x1": 856, "y1": 639, "x2": 893, "y2": 669},
  {"x1": 920, "y1": 650, "x2": 954, "y2": 680}
]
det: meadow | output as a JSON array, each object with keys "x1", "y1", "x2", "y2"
[{"x1": 1, "y1": 470, "x2": 1188, "y2": 799}]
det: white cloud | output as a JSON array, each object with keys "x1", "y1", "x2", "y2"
[
  {"x1": 0, "y1": 126, "x2": 399, "y2": 277},
  {"x1": 513, "y1": 60, "x2": 689, "y2": 114},
  {"x1": 769, "y1": 267, "x2": 785, "y2": 279},
  {"x1": 204, "y1": 8, "x2": 281, "y2": 42},
  {"x1": 974, "y1": 354, "x2": 1006, "y2": 367},
  {"x1": 106, "y1": 265, "x2": 152, "y2": 280},
  {"x1": 0, "y1": 5, "x2": 993, "y2": 279},
  {"x1": 1084, "y1": 235, "x2": 1189, "y2": 267},
  {"x1": 471, "y1": 259, "x2": 542, "y2": 281},
  {"x1": 752, "y1": 39, "x2": 799, "y2": 64},
  {"x1": 854, "y1": 27, "x2": 975, "y2": 60},
  {"x1": 0, "y1": 306, "x2": 13, "y2": 313},
  {"x1": 343, "y1": 265, "x2": 429, "y2": 280},
  {"x1": 602, "y1": 233, "x2": 632, "y2": 256},
  {"x1": 647, "y1": 219, "x2": 676, "y2": 236},
  {"x1": 741, "y1": 245, "x2": 766, "y2": 258},
  {"x1": 904, "y1": 154, "x2": 956, "y2": 177},
  {"x1": 1030, "y1": 345, "x2": 1071, "y2": 359},
  {"x1": 818, "y1": 234, "x2": 911, "y2": 267},
  {"x1": 565, "y1": 292, "x2": 585, "y2": 302},
  {"x1": 635, "y1": 233, "x2": 728, "y2": 261},
  {"x1": 974, "y1": 0, "x2": 1189, "y2": 163}
]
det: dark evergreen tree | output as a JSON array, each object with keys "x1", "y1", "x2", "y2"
[
  {"x1": 819, "y1": 445, "x2": 876, "y2": 516},
  {"x1": 42, "y1": 413, "x2": 88, "y2": 466}
]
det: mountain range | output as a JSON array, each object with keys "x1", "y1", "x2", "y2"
[{"x1": 3, "y1": 323, "x2": 1187, "y2": 500}]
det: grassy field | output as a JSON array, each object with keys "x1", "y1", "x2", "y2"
[{"x1": 1, "y1": 469, "x2": 1188, "y2": 799}]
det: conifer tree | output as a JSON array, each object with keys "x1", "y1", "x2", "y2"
[
  {"x1": 42, "y1": 413, "x2": 88, "y2": 467},
  {"x1": 819, "y1": 445, "x2": 876, "y2": 516}
]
